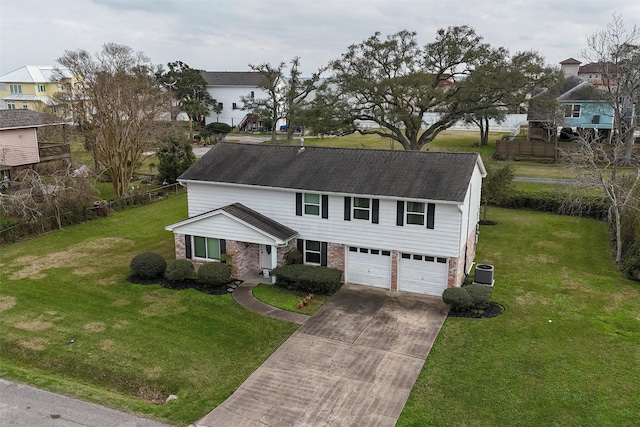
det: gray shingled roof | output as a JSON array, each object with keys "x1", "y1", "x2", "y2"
[
  {"x1": 201, "y1": 71, "x2": 266, "y2": 86},
  {"x1": 180, "y1": 143, "x2": 482, "y2": 202},
  {"x1": 0, "y1": 109, "x2": 65, "y2": 130},
  {"x1": 221, "y1": 203, "x2": 297, "y2": 241}
]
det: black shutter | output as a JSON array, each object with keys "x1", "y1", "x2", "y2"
[
  {"x1": 297, "y1": 239, "x2": 304, "y2": 255},
  {"x1": 220, "y1": 239, "x2": 226, "y2": 255},
  {"x1": 296, "y1": 192, "x2": 303, "y2": 216},
  {"x1": 396, "y1": 201, "x2": 404, "y2": 226},
  {"x1": 321, "y1": 195, "x2": 329, "y2": 219},
  {"x1": 321, "y1": 242, "x2": 328, "y2": 266},
  {"x1": 185, "y1": 234, "x2": 192, "y2": 259},
  {"x1": 344, "y1": 197, "x2": 351, "y2": 221},
  {"x1": 427, "y1": 203, "x2": 435, "y2": 229},
  {"x1": 372, "y1": 199, "x2": 379, "y2": 224}
]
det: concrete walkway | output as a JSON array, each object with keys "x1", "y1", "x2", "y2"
[
  {"x1": 198, "y1": 284, "x2": 449, "y2": 427},
  {"x1": 233, "y1": 280, "x2": 309, "y2": 325}
]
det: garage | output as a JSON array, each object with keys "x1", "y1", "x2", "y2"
[
  {"x1": 346, "y1": 246, "x2": 392, "y2": 288},
  {"x1": 398, "y1": 253, "x2": 448, "y2": 296}
]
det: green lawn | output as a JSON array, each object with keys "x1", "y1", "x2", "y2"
[
  {"x1": 252, "y1": 283, "x2": 327, "y2": 315},
  {"x1": 398, "y1": 208, "x2": 640, "y2": 426},
  {"x1": 0, "y1": 194, "x2": 298, "y2": 426}
]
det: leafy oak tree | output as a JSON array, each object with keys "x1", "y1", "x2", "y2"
[
  {"x1": 56, "y1": 43, "x2": 170, "y2": 198},
  {"x1": 314, "y1": 27, "x2": 556, "y2": 150}
]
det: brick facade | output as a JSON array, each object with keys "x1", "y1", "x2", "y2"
[
  {"x1": 391, "y1": 251, "x2": 399, "y2": 290},
  {"x1": 446, "y1": 225, "x2": 479, "y2": 288}
]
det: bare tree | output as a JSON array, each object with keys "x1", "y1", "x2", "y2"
[
  {"x1": 55, "y1": 43, "x2": 170, "y2": 198},
  {"x1": 241, "y1": 58, "x2": 324, "y2": 143},
  {"x1": 0, "y1": 165, "x2": 96, "y2": 231},
  {"x1": 582, "y1": 15, "x2": 640, "y2": 163}
]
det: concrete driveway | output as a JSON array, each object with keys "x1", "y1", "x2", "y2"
[{"x1": 197, "y1": 284, "x2": 449, "y2": 427}]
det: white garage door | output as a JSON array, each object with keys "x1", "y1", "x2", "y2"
[
  {"x1": 398, "y1": 253, "x2": 448, "y2": 296},
  {"x1": 347, "y1": 246, "x2": 392, "y2": 288}
]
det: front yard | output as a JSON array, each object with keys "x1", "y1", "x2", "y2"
[
  {"x1": 1, "y1": 195, "x2": 639, "y2": 426},
  {"x1": 0, "y1": 194, "x2": 298, "y2": 425},
  {"x1": 398, "y1": 208, "x2": 640, "y2": 426}
]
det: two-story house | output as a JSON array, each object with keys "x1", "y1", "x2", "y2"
[
  {"x1": 0, "y1": 65, "x2": 73, "y2": 114},
  {"x1": 201, "y1": 71, "x2": 286, "y2": 131},
  {"x1": 165, "y1": 143, "x2": 486, "y2": 296}
]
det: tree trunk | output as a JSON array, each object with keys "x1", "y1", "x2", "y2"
[
  {"x1": 614, "y1": 205, "x2": 623, "y2": 263},
  {"x1": 480, "y1": 117, "x2": 490, "y2": 146}
]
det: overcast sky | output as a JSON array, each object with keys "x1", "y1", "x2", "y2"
[{"x1": 1, "y1": 0, "x2": 638, "y2": 77}]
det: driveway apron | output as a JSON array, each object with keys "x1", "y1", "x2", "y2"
[{"x1": 197, "y1": 284, "x2": 449, "y2": 427}]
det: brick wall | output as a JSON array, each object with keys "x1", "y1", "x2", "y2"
[
  {"x1": 391, "y1": 251, "x2": 399, "y2": 290},
  {"x1": 225, "y1": 240, "x2": 259, "y2": 277}
]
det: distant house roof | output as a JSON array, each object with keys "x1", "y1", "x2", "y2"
[
  {"x1": 1, "y1": 94, "x2": 56, "y2": 104},
  {"x1": 560, "y1": 58, "x2": 581, "y2": 65},
  {"x1": 578, "y1": 62, "x2": 616, "y2": 74},
  {"x1": 201, "y1": 71, "x2": 266, "y2": 87},
  {"x1": 179, "y1": 143, "x2": 485, "y2": 203},
  {"x1": 0, "y1": 109, "x2": 65, "y2": 130},
  {"x1": 557, "y1": 80, "x2": 607, "y2": 101},
  {"x1": 0, "y1": 65, "x2": 72, "y2": 83}
]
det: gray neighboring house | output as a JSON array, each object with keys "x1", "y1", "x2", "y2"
[{"x1": 166, "y1": 143, "x2": 486, "y2": 296}]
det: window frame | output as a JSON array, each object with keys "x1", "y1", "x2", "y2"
[
  {"x1": 304, "y1": 240, "x2": 322, "y2": 265},
  {"x1": 7, "y1": 102, "x2": 15, "y2": 110},
  {"x1": 37, "y1": 84, "x2": 46, "y2": 93},
  {"x1": 193, "y1": 236, "x2": 221, "y2": 260},
  {"x1": 9, "y1": 84, "x2": 22, "y2": 94},
  {"x1": 564, "y1": 104, "x2": 581, "y2": 118},
  {"x1": 352, "y1": 197, "x2": 371, "y2": 221},
  {"x1": 303, "y1": 193, "x2": 320, "y2": 216},
  {"x1": 406, "y1": 201, "x2": 425, "y2": 225},
  {"x1": 22, "y1": 102, "x2": 28, "y2": 109}
]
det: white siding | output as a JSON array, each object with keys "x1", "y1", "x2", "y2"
[
  {"x1": 204, "y1": 86, "x2": 286, "y2": 129},
  {"x1": 458, "y1": 164, "x2": 483, "y2": 252},
  {"x1": 171, "y1": 213, "x2": 278, "y2": 245},
  {"x1": 0, "y1": 128, "x2": 40, "y2": 166},
  {"x1": 185, "y1": 182, "x2": 464, "y2": 257}
]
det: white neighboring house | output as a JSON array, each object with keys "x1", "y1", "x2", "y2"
[
  {"x1": 165, "y1": 143, "x2": 486, "y2": 297},
  {"x1": 201, "y1": 71, "x2": 286, "y2": 131}
]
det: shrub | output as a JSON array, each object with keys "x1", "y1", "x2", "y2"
[
  {"x1": 271, "y1": 264, "x2": 342, "y2": 295},
  {"x1": 130, "y1": 252, "x2": 167, "y2": 278},
  {"x1": 165, "y1": 259, "x2": 195, "y2": 281},
  {"x1": 197, "y1": 262, "x2": 232, "y2": 286},
  {"x1": 283, "y1": 248, "x2": 302, "y2": 265},
  {"x1": 206, "y1": 122, "x2": 232, "y2": 134},
  {"x1": 465, "y1": 284, "x2": 493, "y2": 309},
  {"x1": 442, "y1": 287, "x2": 473, "y2": 312}
]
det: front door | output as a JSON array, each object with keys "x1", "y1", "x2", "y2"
[{"x1": 260, "y1": 244, "x2": 274, "y2": 269}]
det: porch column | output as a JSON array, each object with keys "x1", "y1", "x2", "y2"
[{"x1": 270, "y1": 245, "x2": 277, "y2": 284}]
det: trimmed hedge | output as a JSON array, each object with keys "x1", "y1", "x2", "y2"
[
  {"x1": 465, "y1": 283, "x2": 493, "y2": 308},
  {"x1": 197, "y1": 262, "x2": 232, "y2": 286},
  {"x1": 165, "y1": 259, "x2": 195, "y2": 281},
  {"x1": 442, "y1": 287, "x2": 473, "y2": 311},
  {"x1": 130, "y1": 252, "x2": 167, "y2": 278},
  {"x1": 271, "y1": 264, "x2": 343, "y2": 295},
  {"x1": 495, "y1": 189, "x2": 608, "y2": 220}
]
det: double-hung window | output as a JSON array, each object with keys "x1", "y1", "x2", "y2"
[
  {"x1": 304, "y1": 193, "x2": 320, "y2": 215},
  {"x1": 304, "y1": 240, "x2": 322, "y2": 264},
  {"x1": 406, "y1": 202, "x2": 425, "y2": 225},
  {"x1": 9, "y1": 84, "x2": 21, "y2": 94},
  {"x1": 353, "y1": 197, "x2": 370, "y2": 220},
  {"x1": 193, "y1": 236, "x2": 220, "y2": 260},
  {"x1": 37, "y1": 84, "x2": 46, "y2": 93}
]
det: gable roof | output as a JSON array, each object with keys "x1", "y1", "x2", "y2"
[
  {"x1": 165, "y1": 202, "x2": 298, "y2": 243},
  {"x1": 0, "y1": 109, "x2": 65, "y2": 130},
  {"x1": 560, "y1": 58, "x2": 581, "y2": 65},
  {"x1": 201, "y1": 71, "x2": 266, "y2": 87},
  {"x1": 0, "y1": 65, "x2": 72, "y2": 83},
  {"x1": 179, "y1": 143, "x2": 485, "y2": 203}
]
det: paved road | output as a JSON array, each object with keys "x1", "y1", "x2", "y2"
[
  {"x1": 513, "y1": 176, "x2": 573, "y2": 184},
  {"x1": 0, "y1": 379, "x2": 172, "y2": 427},
  {"x1": 198, "y1": 284, "x2": 449, "y2": 427}
]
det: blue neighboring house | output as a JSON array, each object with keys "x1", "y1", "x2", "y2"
[{"x1": 528, "y1": 75, "x2": 614, "y2": 142}]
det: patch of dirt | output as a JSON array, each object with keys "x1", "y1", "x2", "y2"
[
  {"x1": 0, "y1": 296, "x2": 17, "y2": 311},
  {"x1": 13, "y1": 319, "x2": 53, "y2": 331},
  {"x1": 525, "y1": 254, "x2": 557, "y2": 263},
  {"x1": 113, "y1": 320, "x2": 130, "y2": 330},
  {"x1": 112, "y1": 299, "x2": 131, "y2": 307},
  {"x1": 72, "y1": 267, "x2": 99, "y2": 276},
  {"x1": 140, "y1": 291, "x2": 187, "y2": 317},
  {"x1": 20, "y1": 337, "x2": 49, "y2": 351},
  {"x1": 144, "y1": 366, "x2": 164, "y2": 380},
  {"x1": 516, "y1": 291, "x2": 550, "y2": 306},
  {"x1": 99, "y1": 276, "x2": 120, "y2": 286},
  {"x1": 8, "y1": 237, "x2": 134, "y2": 280},
  {"x1": 127, "y1": 275, "x2": 236, "y2": 295},
  {"x1": 448, "y1": 302, "x2": 504, "y2": 318},
  {"x1": 99, "y1": 339, "x2": 115, "y2": 352},
  {"x1": 83, "y1": 322, "x2": 106, "y2": 332}
]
